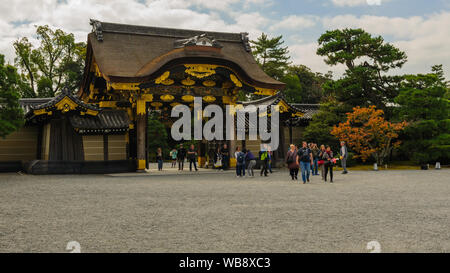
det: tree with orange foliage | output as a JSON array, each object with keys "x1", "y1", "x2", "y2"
[{"x1": 331, "y1": 106, "x2": 407, "y2": 165}]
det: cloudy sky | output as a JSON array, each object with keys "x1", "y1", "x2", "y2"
[{"x1": 1, "y1": 0, "x2": 449, "y2": 78}]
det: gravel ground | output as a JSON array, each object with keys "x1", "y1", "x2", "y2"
[{"x1": 0, "y1": 169, "x2": 449, "y2": 253}]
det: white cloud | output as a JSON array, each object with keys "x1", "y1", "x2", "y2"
[
  {"x1": 270, "y1": 15, "x2": 317, "y2": 31},
  {"x1": 320, "y1": 12, "x2": 450, "y2": 76},
  {"x1": 331, "y1": 0, "x2": 384, "y2": 7},
  {"x1": 0, "y1": 0, "x2": 270, "y2": 64},
  {"x1": 0, "y1": 0, "x2": 449, "y2": 80},
  {"x1": 288, "y1": 42, "x2": 347, "y2": 78}
]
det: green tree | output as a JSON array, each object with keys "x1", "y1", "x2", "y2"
[
  {"x1": 317, "y1": 28, "x2": 407, "y2": 114},
  {"x1": 147, "y1": 113, "x2": 169, "y2": 161},
  {"x1": 0, "y1": 54, "x2": 24, "y2": 138},
  {"x1": 394, "y1": 66, "x2": 450, "y2": 164},
  {"x1": 14, "y1": 25, "x2": 86, "y2": 98},
  {"x1": 303, "y1": 97, "x2": 346, "y2": 149},
  {"x1": 251, "y1": 33, "x2": 291, "y2": 80},
  {"x1": 282, "y1": 65, "x2": 332, "y2": 104}
]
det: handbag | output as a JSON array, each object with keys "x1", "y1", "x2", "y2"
[
  {"x1": 318, "y1": 160, "x2": 325, "y2": 166},
  {"x1": 214, "y1": 159, "x2": 222, "y2": 168},
  {"x1": 286, "y1": 151, "x2": 295, "y2": 164}
]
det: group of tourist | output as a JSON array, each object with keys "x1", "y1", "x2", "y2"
[
  {"x1": 154, "y1": 141, "x2": 349, "y2": 182},
  {"x1": 158, "y1": 143, "x2": 199, "y2": 172},
  {"x1": 286, "y1": 141, "x2": 348, "y2": 183}
]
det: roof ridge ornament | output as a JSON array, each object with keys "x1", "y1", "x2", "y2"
[
  {"x1": 61, "y1": 85, "x2": 71, "y2": 95},
  {"x1": 90, "y1": 19, "x2": 103, "y2": 42},
  {"x1": 240, "y1": 32, "x2": 251, "y2": 52},
  {"x1": 174, "y1": 33, "x2": 222, "y2": 49}
]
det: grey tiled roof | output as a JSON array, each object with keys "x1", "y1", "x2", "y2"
[
  {"x1": 19, "y1": 98, "x2": 52, "y2": 113},
  {"x1": 69, "y1": 110, "x2": 130, "y2": 133}
]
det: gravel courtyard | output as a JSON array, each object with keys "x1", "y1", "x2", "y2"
[{"x1": 0, "y1": 169, "x2": 449, "y2": 253}]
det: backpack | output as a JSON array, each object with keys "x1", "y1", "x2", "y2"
[
  {"x1": 237, "y1": 152, "x2": 245, "y2": 164},
  {"x1": 260, "y1": 151, "x2": 268, "y2": 161}
]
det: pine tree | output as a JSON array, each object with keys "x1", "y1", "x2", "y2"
[{"x1": 251, "y1": 33, "x2": 291, "y2": 80}]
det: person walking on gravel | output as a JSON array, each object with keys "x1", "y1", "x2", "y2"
[
  {"x1": 245, "y1": 149, "x2": 257, "y2": 177},
  {"x1": 322, "y1": 145, "x2": 334, "y2": 183},
  {"x1": 297, "y1": 141, "x2": 313, "y2": 184},
  {"x1": 340, "y1": 141, "x2": 348, "y2": 174},
  {"x1": 286, "y1": 144, "x2": 299, "y2": 181}
]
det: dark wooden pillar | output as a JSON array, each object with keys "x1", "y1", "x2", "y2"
[{"x1": 103, "y1": 135, "x2": 109, "y2": 161}]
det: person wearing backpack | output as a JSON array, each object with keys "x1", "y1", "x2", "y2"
[
  {"x1": 286, "y1": 144, "x2": 299, "y2": 180},
  {"x1": 297, "y1": 141, "x2": 313, "y2": 184},
  {"x1": 235, "y1": 146, "x2": 246, "y2": 177},
  {"x1": 259, "y1": 146, "x2": 269, "y2": 177},
  {"x1": 177, "y1": 144, "x2": 186, "y2": 171},
  {"x1": 245, "y1": 149, "x2": 257, "y2": 177}
]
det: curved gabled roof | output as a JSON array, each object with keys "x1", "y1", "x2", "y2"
[{"x1": 83, "y1": 20, "x2": 285, "y2": 90}]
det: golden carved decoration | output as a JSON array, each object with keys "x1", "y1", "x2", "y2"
[
  {"x1": 160, "y1": 94, "x2": 175, "y2": 102},
  {"x1": 108, "y1": 82, "x2": 140, "y2": 91},
  {"x1": 181, "y1": 77, "x2": 195, "y2": 86},
  {"x1": 155, "y1": 71, "x2": 171, "y2": 84},
  {"x1": 181, "y1": 95, "x2": 195, "y2": 102},
  {"x1": 230, "y1": 74, "x2": 242, "y2": 87},
  {"x1": 202, "y1": 80, "x2": 216, "y2": 87},
  {"x1": 136, "y1": 99, "x2": 146, "y2": 115},
  {"x1": 184, "y1": 64, "x2": 217, "y2": 79},
  {"x1": 170, "y1": 102, "x2": 181, "y2": 107},
  {"x1": 254, "y1": 87, "x2": 277, "y2": 96},
  {"x1": 203, "y1": 96, "x2": 216, "y2": 103},
  {"x1": 141, "y1": 94, "x2": 154, "y2": 102},
  {"x1": 151, "y1": 102, "x2": 163, "y2": 109},
  {"x1": 160, "y1": 78, "x2": 174, "y2": 85},
  {"x1": 55, "y1": 97, "x2": 78, "y2": 113},
  {"x1": 99, "y1": 101, "x2": 117, "y2": 108}
]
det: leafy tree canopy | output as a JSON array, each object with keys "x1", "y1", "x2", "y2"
[
  {"x1": 317, "y1": 28, "x2": 407, "y2": 114},
  {"x1": 394, "y1": 65, "x2": 450, "y2": 164},
  {"x1": 14, "y1": 25, "x2": 86, "y2": 98},
  {"x1": 331, "y1": 106, "x2": 407, "y2": 165},
  {"x1": 282, "y1": 65, "x2": 332, "y2": 104},
  {"x1": 148, "y1": 112, "x2": 169, "y2": 160},
  {"x1": 0, "y1": 54, "x2": 24, "y2": 138}
]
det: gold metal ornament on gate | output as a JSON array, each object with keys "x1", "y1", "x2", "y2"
[
  {"x1": 184, "y1": 64, "x2": 217, "y2": 79},
  {"x1": 181, "y1": 95, "x2": 195, "y2": 102},
  {"x1": 155, "y1": 71, "x2": 170, "y2": 84},
  {"x1": 202, "y1": 80, "x2": 216, "y2": 87},
  {"x1": 230, "y1": 74, "x2": 242, "y2": 87},
  {"x1": 161, "y1": 78, "x2": 174, "y2": 85},
  {"x1": 203, "y1": 96, "x2": 216, "y2": 103},
  {"x1": 160, "y1": 94, "x2": 175, "y2": 102},
  {"x1": 151, "y1": 102, "x2": 163, "y2": 109},
  {"x1": 181, "y1": 77, "x2": 195, "y2": 86}
]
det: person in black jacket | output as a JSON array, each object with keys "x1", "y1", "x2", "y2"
[
  {"x1": 187, "y1": 144, "x2": 198, "y2": 172},
  {"x1": 156, "y1": 147, "x2": 163, "y2": 171},
  {"x1": 220, "y1": 143, "x2": 229, "y2": 171},
  {"x1": 177, "y1": 144, "x2": 186, "y2": 171}
]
